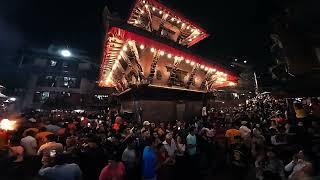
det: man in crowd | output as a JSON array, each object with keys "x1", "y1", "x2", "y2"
[
  {"x1": 143, "y1": 137, "x2": 157, "y2": 180},
  {"x1": 37, "y1": 134, "x2": 63, "y2": 156}
]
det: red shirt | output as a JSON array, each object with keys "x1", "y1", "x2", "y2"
[{"x1": 99, "y1": 162, "x2": 125, "y2": 180}]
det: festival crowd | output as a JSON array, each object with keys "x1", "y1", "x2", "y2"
[{"x1": 0, "y1": 95, "x2": 320, "y2": 180}]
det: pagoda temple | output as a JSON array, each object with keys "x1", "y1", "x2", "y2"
[{"x1": 99, "y1": 0, "x2": 238, "y2": 122}]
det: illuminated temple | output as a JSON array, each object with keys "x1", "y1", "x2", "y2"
[{"x1": 99, "y1": 0, "x2": 238, "y2": 122}]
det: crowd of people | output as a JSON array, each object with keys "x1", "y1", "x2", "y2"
[{"x1": 0, "y1": 95, "x2": 319, "y2": 180}]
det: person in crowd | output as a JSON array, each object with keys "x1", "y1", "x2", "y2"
[
  {"x1": 285, "y1": 150, "x2": 312, "y2": 179},
  {"x1": 225, "y1": 123, "x2": 240, "y2": 146},
  {"x1": 21, "y1": 129, "x2": 37, "y2": 156},
  {"x1": 99, "y1": 151, "x2": 125, "y2": 180},
  {"x1": 230, "y1": 135, "x2": 250, "y2": 180},
  {"x1": 122, "y1": 138, "x2": 138, "y2": 180},
  {"x1": 141, "y1": 121, "x2": 150, "y2": 134},
  {"x1": 37, "y1": 134, "x2": 63, "y2": 156},
  {"x1": 143, "y1": 137, "x2": 157, "y2": 180},
  {"x1": 39, "y1": 153, "x2": 82, "y2": 180},
  {"x1": 175, "y1": 134, "x2": 186, "y2": 179},
  {"x1": 36, "y1": 127, "x2": 54, "y2": 146},
  {"x1": 64, "y1": 136, "x2": 77, "y2": 154},
  {"x1": 186, "y1": 126, "x2": 198, "y2": 179}
]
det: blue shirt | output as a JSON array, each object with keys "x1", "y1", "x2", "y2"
[
  {"x1": 186, "y1": 134, "x2": 197, "y2": 155},
  {"x1": 39, "y1": 163, "x2": 82, "y2": 180},
  {"x1": 143, "y1": 146, "x2": 156, "y2": 178}
]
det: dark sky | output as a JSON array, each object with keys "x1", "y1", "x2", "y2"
[{"x1": 0, "y1": 0, "x2": 277, "y2": 71}]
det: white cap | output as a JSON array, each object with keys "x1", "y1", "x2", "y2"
[
  {"x1": 143, "y1": 121, "x2": 150, "y2": 126},
  {"x1": 28, "y1": 118, "x2": 36, "y2": 123}
]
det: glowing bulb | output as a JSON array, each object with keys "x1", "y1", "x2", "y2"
[
  {"x1": 160, "y1": 51, "x2": 164, "y2": 56},
  {"x1": 142, "y1": 0, "x2": 146, "y2": 3},
  {"x1": 145, "y1": 4, "x2": 148, "y2": 8},
  {"x1": 128, "y1": 40, "x2": 133, "y2": 46},
  {"x1": 177, "y1": 20, "x2": 180, "y2": 24},
  {"x1": 150, "y1": 48, "x2": 155, "y2": 52},
  {"x1": 229, "y1": 82, "x2": 236, "y2": 86},
  {"x1": 117, "y1": 55, "x2": 121, "y2": 59},
  {"x1": 244, "y1": 60, "x2": 247, "y2": 63},
  {"x1": 152, "y1": 7, "x2": 156, "y2": 11},
  {"x1": 159, "y1": 10, "x2": 162, "y2": 14},
  {"x1": 141, "y1": 10, "x2": 144, "y2": 14},
  {"x1": 190, "y1": 61, "x2": 195, "y2": 66},
  {"x1": 212, "y1": 68, "x2": 216, "y2": 72},
  {"x1": 174, "y1": 56, "x2": 179, "y2": 60},
  {"x1": 167, "y1": 53, "x2": 172, "y2": 58},
  {"x1": 0, "y1": 119, "x2": 16, "y2": 131},
  {"x1": 122, "y1": 46, "x2": 128, "y2": 51},
  {"x1": 164, "y1": 14, "x2": 169, "y2": 18},
  {"x1": 186, "y1": 26, "x2": 190, "y2": 29},
  {"x1": 134, "y1": 20, "x2": 139, "y2": 24},
  {"x1": 223, "y1": 73, "x2": 228, "y2": 77},
  {"x1": 191, "y1": 29, "x2": 194, "y2": 32},
  {"x1": 200, "y1": 65, "x2": 205, "y2": 69},
  {"x1": 182, "y1": 23, "x2": 185, "y2": 27},
  {"x1": 171, "y1": 17, "x2": 175, "y2": 21},
  {"x1": 205, "y1": 67, "x2": 209, "y2": 71},
  {"x1": 186, "y1": 59, "x2": 190, "y2": 64},
  {"x1": 140, "y1": 44, "x2": 145, "y2": 49}
]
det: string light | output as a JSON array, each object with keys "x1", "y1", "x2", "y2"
[
  {"x1": 141, "y1": 10, "x2": 144, "y2": 14},
  {"x1": 186, "y1": 59, "x2": 190, "y2": 64},
  {"x1": 152, "y1": 7, "x2": 156, "y2": 11},
  {"x1": 186, "y1": 26, "x2": 190, "y2": 30},
  {"x1": 164, "y1": 14, "x2": 169, "y2": 18},
  {"x1": 177, "y1": 20, "x2": 181, "y2": 24},
  {"x1": 181, "y1": 23, "x2": 185, "y2": 27},
  {"x1": 167, "y1": 53, "x2": 172, "y2": 58},
  {"x1": 139, "y1": 44, "x2": 145, "y2": 49},
  {"x1": 180, "y1": 56, "x2": 184, "y2": 60},
  {"x1": 229, "y1": 82, "x2": 236, "y2": 86},
  {"x1": 150, "y1": 47, "x2": 155, "y2": 52},
  {"x1": 204, "y1": 67, "x2": 209, "y2": 71},
  {"x1": 134, "y1": 20, "x2": 139, "y2": 24},
  {"x1": 142, "y1": 0, "x2": 146, "y2": 3},
  {"x1": 191, "y1": 29, "x2": 194, "y2": 32},
  {"x1": 160, "y1": 51, "x2": 164, "y2": 56},
  {"x1": 171, "y1": 17, "x2": 175, "y2": 21},
  {"x1": 190, "y1": 61, "x2": 195, "y2": 66},
  {"x1": 174, "y1": 56, "x2": 179, "y2": 60},
  {"x1": 145, "y1": 4, "x2": 148, "y2": 8},
  {"x1": 200, "y1": 65, "x2": 205, "y2": 69},
  {"x1": 159, "y1": 10, "x2": 162, "y2": 15}
]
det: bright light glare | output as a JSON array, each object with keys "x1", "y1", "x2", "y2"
[
  {"x1": 9, "y1": 97, "x2": 16, "y2": 102},
  {"x1": 0, "y1": 119, "x2": 16, "y2": 131},
  {"x1": 60, "y1": 49, "x2": 72, "y2": 57}
]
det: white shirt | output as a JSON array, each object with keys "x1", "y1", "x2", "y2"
[
  {"x1": 239, "y1": 125, "x2": 251, "y2": 138},
  {"x1": 163, "y1": 140, "x2": 176, "y2": 157},
  {"x1": 21, "y1": 136, "x2": 37, "y2": 156},
  {"x1": 285, "y1": 159, "x2": 310, "y2": 179}
]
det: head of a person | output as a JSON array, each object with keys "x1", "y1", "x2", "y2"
[
  {"x1": 146, "y1": 136, "x2": 156, "y2": 148},
  {"x1": 126, "y1": 138, "x2": 135, "y2": 149},
  {"x1": 176, "y1": 135, "x2": 184, "y2": 144},
  {"x1": 66, "y1": 137, "x2": 76, "y2": 147},
  {"x1": 153, "y1": 131, "x2": 159, "y2": 138},
  {"x1": 142, "y1": 130, "x2": 150, "y2": 138},
  {"x1": 285, "y1": 123, "x2": 291, "y2": 129},
  {"x1": 160, "y1": 122, "x2": 165, "y2": 128},
  {"x1": 26, "y1": 129, "x2": 36, "y2": 137},
  {"x1": 150, "y1": 123, "x2": 156, "y2": 129},
  {"x1": 297, "y1": 150, "x2": 305, "y2": 160},
  {"x1": 109, "y1": 150, "x2": 122, "y2": 163},
  {"x1": 87, "y1": 135, "x2": 100, "y2": 148},
  {"x1": 266, "y1": 149, "x2": 277, "y2": 159},
  {"x1": 39, "y1": 127, "x2": 47, "y2": 132},
  {"x1": 9, "y1": 135, "x2": 21, "y2": 146},
  {"x1": 54, "y1": 153, "x2": 68, "y2": 165},
  {"x1": 45, "y1": 134, "x2": 57, "y2": 143},
  {"x1": 165, "y1": 132, "x2": 173, "y2": 143},
  {"x1": 143, "y1": 121, "x2": 150, "y2": 128},
  {"x1": 189, "y1": 127, "x2": 196, "y2": 135}
]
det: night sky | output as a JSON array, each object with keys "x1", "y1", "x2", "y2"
[{"x1": 0, "y1": 0, "x2": 278, "y2": 71}]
